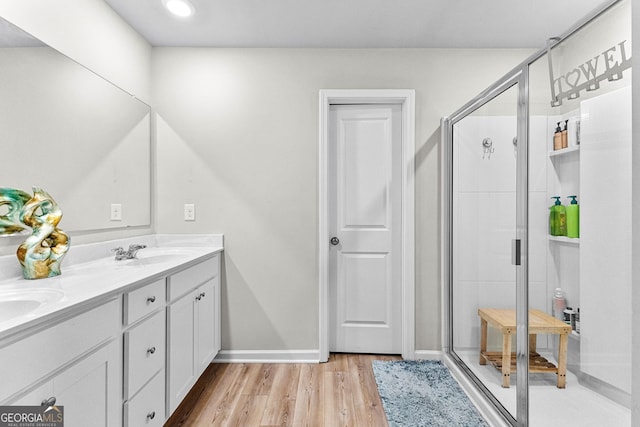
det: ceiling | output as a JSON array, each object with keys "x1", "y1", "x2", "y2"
[{"x1": 104, "y1": 0, "x2": 608, "y2": 48}]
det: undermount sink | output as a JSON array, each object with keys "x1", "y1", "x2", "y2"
[
  {"x1": 0, "y1": 289, "x2": 64, "y2": 323},
  {"x1": 119, "y1": 248, "x2": 194, "y2": 267},
  {"x1": 124, "y1": 254, "x2": 181, "y2": 266}
]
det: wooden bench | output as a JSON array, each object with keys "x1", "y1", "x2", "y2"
[{"x1": 478, "y1": 308, "x2": 571, "y2": 388}]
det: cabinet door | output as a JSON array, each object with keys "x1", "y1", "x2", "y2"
[
  {"x1": 195, "y1": 279, "x2": 216, "y2": 372},
  {"x1": 0, "y1": 299, "x2": 119, "y2": 403},
  {"x1": 124, "y1": 310, "x2": 165, "y2": 400},
  {"x1": 11, "y1": 341, "x2": 121, "y2": 427},
  {"x1": 167, "y1": 289, "x2": 196, "y2": 414},
  {"x1": 9, "y1": 382, "x2": 52, "y2": 406}
]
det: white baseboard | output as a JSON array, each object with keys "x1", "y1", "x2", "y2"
[
  {"x1": 214, "y1": 349, "x2": 444, "y2": 363},
  {"x1": 213, "y1": 349, "x2": 321, "y2": 364},
  {"x1": 413, "y1": 350, "x2": 443, "y2": 360}
]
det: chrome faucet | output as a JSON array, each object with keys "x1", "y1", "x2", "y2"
[{"x1": 112, "y1": 244, "x2": 147, "y2": 260}]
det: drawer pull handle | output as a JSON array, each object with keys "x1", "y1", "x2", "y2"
[
  {"x1": 147, "y1": 296, "x2": 156, "y2": 303},
  {"x1": 41, "y1": 397, "x2": 56, "y2": 407},
  {"x1": 147, "y1": 411, "x2": 156, "y2": 420},
  {"x1": 196, "y1": 295, "x2": 201, "y2": 301},
  {"x1": 147, "y1": 346, "x2": 156, "y2": 355},
  {"x1": 200, "y1": 292, "x2": 206, "y2": 299}
]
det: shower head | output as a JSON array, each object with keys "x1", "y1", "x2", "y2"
[{"x1": 482, "y1": 138, "x2": 494, "y2": 159}]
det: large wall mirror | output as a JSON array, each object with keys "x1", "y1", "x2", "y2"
[{"x1": 0, "y1": 17, "x2": 151, "y2": 234}]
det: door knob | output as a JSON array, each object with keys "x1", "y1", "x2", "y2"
[{"x1": 330, "y1": 237, "x2": 340, "y2": 246}]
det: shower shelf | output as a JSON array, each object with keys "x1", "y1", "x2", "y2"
[
  {"x1": 548, "y1": 236, "x2": 580, "y2": 245},
  {"x1": 549, "y1": 145, "x2": 580, "y2": 157}
]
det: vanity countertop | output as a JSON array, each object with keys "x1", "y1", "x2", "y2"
[{"x1": 0, "y1": 234, "x2": 223, "y2": 340}]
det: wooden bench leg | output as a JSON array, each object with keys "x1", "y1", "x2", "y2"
[
  {"x1": 502, "y1": 332, "x2": 511, "y2": 388},
  {"x1": 557, "y1": 333, "x2": 568, "y2": 388},
  {"x1": 529, "y1": 334, "x2": 537, "y2": 354},
  {"x1": 479, "y1": 318, "x2": 487, "y2": 365}
]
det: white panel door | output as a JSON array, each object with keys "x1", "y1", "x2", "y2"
[{"x1": 329, "y1": 104, "x2": 402, "y2": 354}]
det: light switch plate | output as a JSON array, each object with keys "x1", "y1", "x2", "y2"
[
  {"x1": 110, "y1": 204, "x2": 122, "y2": 221},
  {"x1": 184, "y1": 203, "x2": 195, "y2": 221}
]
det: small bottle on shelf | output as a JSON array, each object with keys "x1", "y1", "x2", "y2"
[
  {"x1": 566, "y1": 195, "x2": 579, "y2": 238},
  {"x1": 553, "y1": 122, "x2": 563, "y2": 150},
  {"x1": 552, "y1": 288, "x2": 566, "y2": 320},
  {"x1": 567, "y1": 116, "x2": 581, "y2": 146},
  {"x1": 549, "y1": 197, "x2": 567, "y2": 236},
  {"x1": 561, "y1": 119, "x2": 569, "y2": 148},
  {"x1": 563, "y1": 307, "x2": 575, "y2": 328},
  {"x1": 561, "y1": 120, "x2": 569, "y2": 148}
]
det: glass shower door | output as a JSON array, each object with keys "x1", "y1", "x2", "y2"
[{"x1": 450, "y1": 81, "x2": 522, "y2": 422}]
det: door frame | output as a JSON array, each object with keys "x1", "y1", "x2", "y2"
[{"x1": 318, "y1": 89, "x2": 415, "y2": 362}]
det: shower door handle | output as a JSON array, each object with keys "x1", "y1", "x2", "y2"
[{"x1": 512, "y1": 239, "x2": 521, "y2": 266}]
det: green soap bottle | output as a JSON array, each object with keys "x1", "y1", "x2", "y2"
[
  {"x1": 566, "y1": 195, "x2": 579, "y2": 238},
  {"x1": 549, "y1": 196, "x2": 567, "y2": 236}
]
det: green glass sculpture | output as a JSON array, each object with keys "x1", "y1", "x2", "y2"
[
  {"x1": 17, "y1": 187, "x2": 70, "y2": 279},
  {"x1": 0, "y1": 187, "x2": 31, "y2": 234}
]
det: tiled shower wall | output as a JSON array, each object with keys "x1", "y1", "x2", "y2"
[{"x1": 452, "y1": 115, "x2": 551, "y2": 351}]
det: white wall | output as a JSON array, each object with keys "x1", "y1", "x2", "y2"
[{"x1": 152, "y1": 48, "x2": 532, "y2": 352}]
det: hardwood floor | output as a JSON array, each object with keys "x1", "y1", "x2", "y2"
[{"x1": 165, "y1": 353, "x2": 402, "y2": 427}]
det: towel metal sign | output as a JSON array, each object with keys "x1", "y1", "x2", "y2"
[{"x1": 548, "y1": 38, "x2": 631, "y2": 107}]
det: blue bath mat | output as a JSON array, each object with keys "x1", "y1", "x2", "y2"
[{"x1": 372, "y1": 360, "x2": 489, "y2": 427}]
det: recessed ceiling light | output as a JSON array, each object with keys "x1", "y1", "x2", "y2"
[{"x1": 163, "y1": 0, "x2": 195, "y2": 17}]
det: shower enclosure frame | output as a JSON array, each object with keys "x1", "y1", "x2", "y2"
[
  {"x1": 442, "y1": 70, "x2": 528, "y2": 426},
  {"x1": 441, "y1": 1, "x2": 625, "y2": 425}
]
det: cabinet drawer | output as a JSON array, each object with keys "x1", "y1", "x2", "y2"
[
  {"x1": 124, "y1": 370, "x2": 165, "y2": 427},
  {"x1": 124, "y1": 279, "x2": 165, "y2": 325},
  {"x1": 124, "y1": 311, "x2": 165, "y2": 399},
  {"x1": 0, "y1": 299, "x2": 119, "y2": 403},
  {"x1": 168, "y1": 256, "x2": 218, "y2": 301}
]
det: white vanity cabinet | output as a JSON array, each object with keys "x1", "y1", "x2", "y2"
[
  {"x1": 167, "y1": 255, "x2": 220, "y2": 415},
  {"x1": 0, "y1": 299, "x2": 122, "y2": 427},
  {"x1": 0, "y1": 241, "x2": 223, "y2": 427}
]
